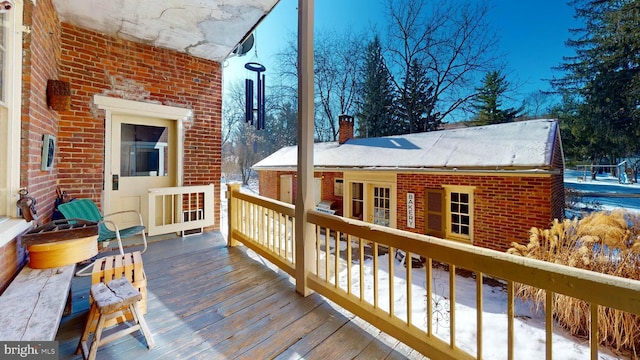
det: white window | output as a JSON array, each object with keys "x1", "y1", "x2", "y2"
[{"x1": 0, "y1": 1, "x2": 28, "y2": 246}]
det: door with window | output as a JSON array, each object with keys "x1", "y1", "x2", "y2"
[{"x1": 107, "y1": 114, "x2": 176, "y2": 228}]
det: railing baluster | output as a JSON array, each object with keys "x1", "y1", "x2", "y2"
[
  {"x1": 283, "y1": 214, "x2": 288, "y2": 261},
  {"x1": 546, "y1": 290, "x2": 553, "y2": 360},
  {"x1": 590, "y1": 303, "x2": 598, "y2": 360},
  {"x1": 407, "y1": 251, "x2": 412, "y2": 326},
  {"x1": 476, "y1": 271, "x2": 483, "y2": 360},
  {"x1": 315, "y1": 225, "x2": 321, "y2": 276},
  {"x1": 171, "y1": 193, "x2": 175, "y2": 224},
  {"x1": 427, "y1": 257, "x2": 432, "y2": 336},
  {"x1": 291, "y1": 217, "x2": 295, "y2": 265},
  {"x1": 389, "y1": 246, "x2": 394, "y2": 317},
  {"x1": 268, "y1": 209, "x2": 272, "y2": 251},
  {"x1": 325, "y1": 227, "x2": 330, "y2": 282},
  {"x1": 276, "y1": 211, "x2": 281, "y2": 255},
  {"x1": 359, "y1": 237, "x2": 364, "y2": 301},
  {"x1": 508, "y1": 280, "x2": 514, "y2": 360},
  {"x1": 334, "y1": 229, "x2": 339, "y2": 288},
  {"x1": 450, "y1": 264, "x2": 456, "y2": 349},
  {"x1": 373, "y1": 242, "x2": 379, "y2": 309},
  {"x1": 347, "y1": 234, "x2": 352, "y2": 296}
]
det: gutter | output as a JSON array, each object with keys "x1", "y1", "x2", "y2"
[{"x1": 252, "y1": 166, "x2": 563, "y2": 176}]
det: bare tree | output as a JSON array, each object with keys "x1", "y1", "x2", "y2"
[
  {"x1": 222, "y1": 80, "x2": 246, "y2": 148},
  {"x1": 276, "y1": 29, "x2": 365, "y2": 141},
  {"x1": 385, "y1": 0, "x2": 499, "y2": 123},
  {"x1": 524, "y1": 90, "x2": 553, "y2": 118}
]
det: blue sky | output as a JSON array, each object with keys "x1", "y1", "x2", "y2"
[{"x1": 223, "y1": 0, "x2": 581, "y2": 118}]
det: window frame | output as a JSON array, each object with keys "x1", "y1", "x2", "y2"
[
  {"x1": 0, "y1": 1, "x2": 28, "y2": 247},
  {"x1": 444, "y1": 185, "x2": 474, "y2": 242}
]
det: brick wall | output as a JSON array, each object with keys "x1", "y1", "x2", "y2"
[
  {"x1": 260, "y1": 169, "x2": 562, "y2": 253},
  {"x1": 57, "y1": 23, "x2": 222, "y2": 229},
  {"x1": 21, "y1": 0, "x2": 62, "y2": 223},
  {"x1": 1, "y1": 1, "x2": 224, "y2": 291},
  {"x1": 258, "y1": 171, "x2": 280, "y2": 200},
  {"x1": 0, "y1": 0, "x2": 62, "y2": 292},
  {"x1": 397, "y1": 173, "x2": 559, "y2": 252}
]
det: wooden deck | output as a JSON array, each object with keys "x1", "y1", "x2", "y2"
[{"x1": 56, "y1": 232, "x2": 429, "y2": 359}]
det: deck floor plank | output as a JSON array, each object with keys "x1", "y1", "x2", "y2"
[{"x1": 55, "y1": 232, "x2": 427, "y2": 359}]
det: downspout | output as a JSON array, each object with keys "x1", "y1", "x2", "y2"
[{"x1": 295, "y1": 0, "x2": 315, "y2": 296}]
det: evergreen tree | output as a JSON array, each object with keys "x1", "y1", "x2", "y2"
[
  {"x1": 553, "y1": 0, "x2": 640, "y2": 165},
  {"x1": 397, "y1": 59, "x2": 439, "y2": 133},
  {"x1": 357, "y1": 36, "x2": 396, "y2": 137},
  {"x1": 472, "y1": 70, "x2": 523, "y2": 125}
]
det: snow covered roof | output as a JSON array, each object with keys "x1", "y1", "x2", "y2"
[{"x1": 252, "y1": 119, "x2": 561, "y2": 171}]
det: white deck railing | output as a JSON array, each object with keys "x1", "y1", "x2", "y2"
[
  {"x1": 147, "y1": 184, "x2": 215, "y2": 236},
  {"x1": 226, "y1": 183, "x2": 640, "y2": 360}
]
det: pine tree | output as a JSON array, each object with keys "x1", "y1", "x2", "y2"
[
  {"x1": 397, "y1": 59, "x2": 439, "y2": 133},
  {"x1": 357, "y1": 36, "x2": 396, "y2": 138},
  {"x1": 553, "y1": 0, "x2": 640, "y2": 164},
  {"x1": 472, "y1": 70, "x2": 522, "y2": 125}
]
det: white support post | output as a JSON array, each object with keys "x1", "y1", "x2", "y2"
[{"x1": 295, "y1": 0, "x2": 315, "y2": 296}]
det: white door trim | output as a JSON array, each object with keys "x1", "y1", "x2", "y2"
[{"x1": 94, "y1": 95, "x2": 192, "y2": 214}]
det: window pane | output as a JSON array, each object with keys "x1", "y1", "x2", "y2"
[
  {"x1": 0, "y1": 106, "x2": 7, "y2": 216},
  {"x1": 351, "y1": 182, "x2": 363, "y2": 220},
  {"x1": 373, "y1": 186, "x2": 391, "y2": 227},
  {"x1": 449, "y1": 189, "x2": 471, "y2": 237},
  {"x1": 121, "y1": 124, "x2": 168, "y2": 177}
]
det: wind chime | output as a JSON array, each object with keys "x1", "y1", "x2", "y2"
[{"x1": 244, "y1": 62, "x2": 266, "y2": 130}]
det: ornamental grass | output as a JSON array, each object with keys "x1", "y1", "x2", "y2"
[{"x1": 507, "y1": 209, "x2": 640, "y2": 357}]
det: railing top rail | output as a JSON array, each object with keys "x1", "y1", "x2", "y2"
[
  {"x1": 229, "y1": 186, "x2": 295, "y2": 217},
  {"x1": 149, "y1": 183, "x2": 214, "y2": 195}
]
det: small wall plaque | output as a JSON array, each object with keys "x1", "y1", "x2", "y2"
[{"x1": 41, "y1": 134, "x2": 56, "y2": 171}]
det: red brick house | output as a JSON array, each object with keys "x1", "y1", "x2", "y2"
[
  {"x1": 253, "y1": 117, "x2": 565, "y2": 252},
  {"x1": 0, "y1": 0, "x2": 278, "y2": 291}
]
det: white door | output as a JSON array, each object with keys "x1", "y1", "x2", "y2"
[
  {"x1": 107, "y1": 114, "x2": 176, "y2": 228},
  {"x1": 279, "y1": 175, "x2": 293, "y2": 204}
]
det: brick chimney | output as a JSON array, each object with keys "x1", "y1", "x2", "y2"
[{"x1": 338, "y1": 114, "x2": 354, "y2": 144}]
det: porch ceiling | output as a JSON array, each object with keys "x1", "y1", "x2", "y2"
[{"x1": 51, "y1": 0, "x2": 279, "y2": 63}]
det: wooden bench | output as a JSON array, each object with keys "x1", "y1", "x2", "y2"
[{"x1": 0, "y1": 264, "x2": 75, "y2": 341}]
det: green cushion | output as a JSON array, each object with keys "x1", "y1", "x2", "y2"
[{"x1": 58, "y1": 199, "x2": 144, "y2": 243}]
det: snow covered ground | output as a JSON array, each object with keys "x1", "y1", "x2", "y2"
[
  {"x1": 220, "y1": 170, "x2": 638, "y2": 359},
  {"x1": 564, "y1": 169, "x2": 640, "y2": 212}
]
